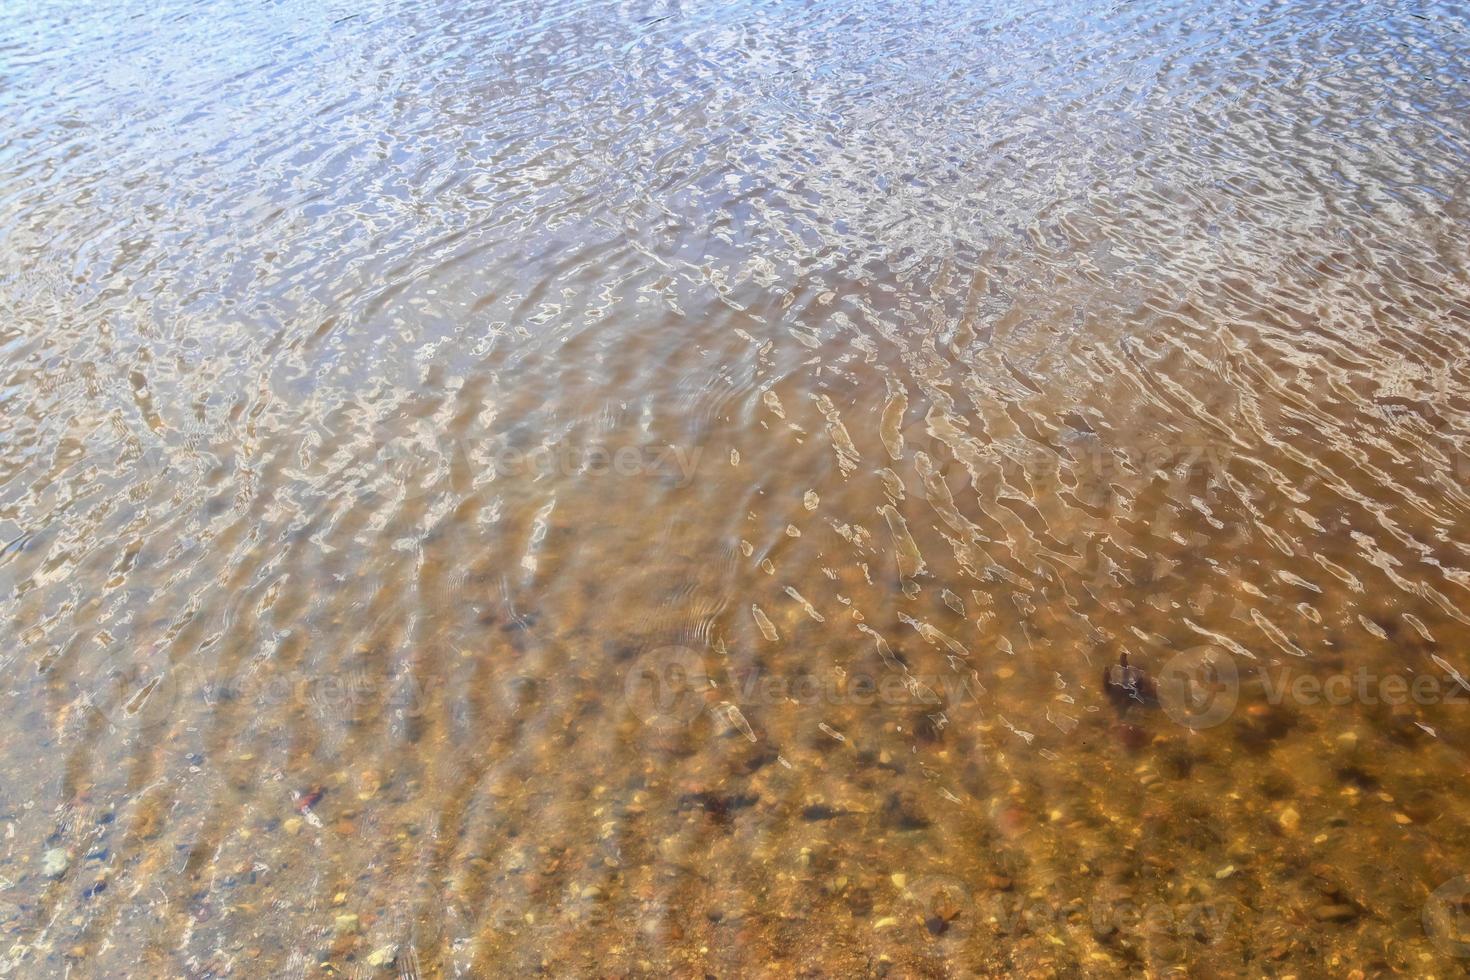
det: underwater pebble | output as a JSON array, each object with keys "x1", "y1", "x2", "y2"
[
  {"x1": 1311, "y1": 904, "x2": 1359, "y2": 923},
  {"x1": 42, "y1": 848, "x2": 69, "y2": 878}
]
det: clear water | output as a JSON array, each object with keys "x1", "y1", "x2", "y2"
[{"x1": 2, "y1": 0, "x2": 1470, "y2": 974}]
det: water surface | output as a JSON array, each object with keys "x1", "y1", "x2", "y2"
[{"x1": 3, "y1": 0, "x2": 1470, "y2": 974}]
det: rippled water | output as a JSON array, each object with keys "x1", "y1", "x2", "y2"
[{"x1": 3, "y1": 0, "x2": 1470, "y2": 974}]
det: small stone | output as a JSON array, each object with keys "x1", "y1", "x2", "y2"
[
  {"x1": 581, "y1": 884, "x2": 606, "y2": 901},
  {"x1": 1311, "y1": 904, "x2": 1359, "y2": 923},
  {"x1": 42, "y1": 848, "x2": 69, "y2": 878},
  {"x1": 1393, "y1": 813, "x2": 1412, "y2": 825},
  {"x1": 283, "y1": 818, "x2": 302, "y2": 835},
  {"x1": 332, "y1": 892, "x2": 347, "y2": 906},
  {"x1": 655, "y1": 917, "x2": 685, "y2": 940},
  {"x1": 890, "y1": 873, "x2": 907, "y2": 889},
  {"x1": 334, "y1": 913, "x2": 359, "y2": 934},
  {"x1": 1279, "y1": 807, "x2": 1301, "y2": 832},
  {"x1": 1215, "y1": 865, "x2": 1236, "y2": 879},
  {"x1": 367, "y1": 946, "x2": 395, "y2": 967},
  {"x1": 874, "y1": 916, "x2": 898, "y2": 929}
]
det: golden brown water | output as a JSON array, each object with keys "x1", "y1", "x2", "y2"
[{"x1": 3, "y1": 0, "x2": 1470, "y2": 975}]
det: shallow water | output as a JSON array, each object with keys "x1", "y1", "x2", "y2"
[{"x1": 3, "y1": 0, "x2": 1470, "y2": 975}]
